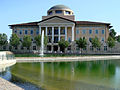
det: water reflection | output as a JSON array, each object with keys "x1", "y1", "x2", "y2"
[{"x1": 1, "y1": 60, "x2": 120, "y2": 90}]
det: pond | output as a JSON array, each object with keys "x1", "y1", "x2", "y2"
[{"x1": 0, "y1": 60, "x2": 120, "y2": 90}]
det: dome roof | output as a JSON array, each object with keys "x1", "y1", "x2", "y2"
[{"x1": 48, "y1": 5, "x2": 72, "y2": 11}]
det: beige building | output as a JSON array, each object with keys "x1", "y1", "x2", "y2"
[{"x1": 9, "y1": 5, "x2": 112, "y2": 53}]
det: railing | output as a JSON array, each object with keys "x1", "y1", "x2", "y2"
[{"x1": 0, "y1": 54, "x2": 15, "y2": 60}]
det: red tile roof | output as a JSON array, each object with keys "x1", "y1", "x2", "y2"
[
  {"x1": 76, "y1": 21, "x2": 110, "y2": 25},
  {"x1": 9, "y1": 21, "x2": 39, "y2": 26},
  {"x1": 9, "y1": 16, "x2": 110, "y2": 26}
]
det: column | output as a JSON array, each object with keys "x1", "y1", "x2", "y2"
[
  {"x1": 52, "y1": 27, "x2": 54, "y2": 43},
  {"x1": 72, "y1": 25, "x2": 74, "y2": 41},
  {"x1": 58, "y1": 26, "x2": 60, "y2": 41},
  {"x1": 65, "y1": 26, "x2": 67, "y2": 41},
  {"x1": 46, "y1": 27, "x2": 47, "y2": 36},
  {"x1": 39, "y1": 26, "x2": 41, "y2": 35}
]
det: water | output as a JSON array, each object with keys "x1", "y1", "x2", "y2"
[
  {"x1": 40, "y1": 30, "x2": 44, "y2": 56},
  {"x1": 1, "y1": 60, "x2": 120, "y2": 90}
]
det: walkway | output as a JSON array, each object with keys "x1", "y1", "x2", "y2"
[
  {"x1": 16, "y1": 55, "x2": 120, "y2": 62},
  {"x1": 0, "y1": 77, "x2": 23, "y2": 90}
]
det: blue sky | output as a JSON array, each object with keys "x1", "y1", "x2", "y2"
[{"x1": 0, "y1": 0, "x2": 120, "y2": 39}]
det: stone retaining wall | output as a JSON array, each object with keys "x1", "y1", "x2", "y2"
[{"x1": 16, "y1": 56, "x2": 120, "y2": 63}]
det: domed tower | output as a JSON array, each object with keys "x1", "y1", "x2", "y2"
[{"x1": 42, "y1": 5, "x2": 75, "y2": 21}]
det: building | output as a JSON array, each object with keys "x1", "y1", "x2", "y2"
[{"x1": 9, "y1": 5, "x2": 112, "y2": 54}]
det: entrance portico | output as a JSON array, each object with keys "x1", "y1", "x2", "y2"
[{"x1": 38, "y1": 23, "x2": 75, "y2": 53}]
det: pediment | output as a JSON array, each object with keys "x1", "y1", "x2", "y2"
[{"x1": 38, "y1": 16, "x2": 75, "y2": 25}]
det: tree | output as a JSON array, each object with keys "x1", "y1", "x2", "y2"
[
  {"x1": 109, "y1": 29, "x2": 116, "y2": 40},
  {"x1": 107, "y1": 36, "x2": 115, "y2": 49},
  {"x1": 76, "y1": 37, "x2": 87, "y2": 54},
  {"x1": 34, "y1": 35, "x2": 48, "y2": 51},
  {"x1": 116, "y1": 35, "x2": 120, "y2": 43},
  {"x1": 22, "y1": 35, "x2": 32, "y2": 51},
  {"x1": 58, "y1": 38, "x2": 69, "y2": 53},
  {"x1": 10, "y1": 34, "x2": 20, "y2": 49},
  {"x1": 0, "y1": 33, "x2": 8, "y2": 50},
  {"x1": 91, "y1": 36, "x2": 101, "y2": 51}
]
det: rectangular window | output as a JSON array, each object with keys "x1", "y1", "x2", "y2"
[
  {"x1": 31, "y1": 30, "x2": 33, "y2": 35},
  {"x1": 60, "y1": 27, "x2": 65, "y2": 35},
  {"x1": 89, "y1": 37, "x2": 92, "y2": 42},
  {"x1": 89, "y1": 30, "x2": 92, "y2": 34},
  {"x1": 33, "y1": 46, "x2": 36, "y2": 50},
  {"x1": 36, "y1": 30, "x2": 39, "y2": 35},
  {"x1": 20, "y1": 38, "x2": 22, "y2": 41},
  {"x1": 14, "y1": 30, "x2": 17, "y2": 34},
  {"x1": 19, "y1": 30, "x2": 22, "y2": 35},
  {"x1": 82, "y1": 30, "x2": 86, "y2": 34},
  {"x1": 48, "y1": 11, "x2": 52, "y2": 15},
  {"x1": 102, "y1": 37, "x2": 104, "y2": 42},
  {"x1": 90, "y1": 46, "x2": 93, "y2": 51},
  {"x1": 66, "y1": 11, "x2": 70, "y2": 14},
  {"x1": 55, "y1": 10, "x2": 62, "y2": 14},
  {"x1": 76, "y1": 30, "x2": 79, "y2": 34},
  {"x1": 54, "y1": 27, "x2": 58, "y2": 35},
  {"x1": 76, "y1": 38, "x2": 79, "y2": 40},
  {"x1": 95, "y1": 30, "x2": 98, "y2": 34},
  {"x1": 54, "y1": 37, "x2": 58, "y2": 43},
  {"x1": 104, "y1": 46, "x2": 107, "y2": 51},
  {"x1": 25, "y1": 30, "x2": 28, "y2": 35},
  {"x1": 68, "y1": 37, "x2": 71, "y2": 43},
  {"x1": 102, "y1": 30, "x2": 104, "y2": 34}
]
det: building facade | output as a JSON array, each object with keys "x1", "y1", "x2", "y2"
[{"x1": 9, "y1": 5, "x2": 112, "y2": 54}]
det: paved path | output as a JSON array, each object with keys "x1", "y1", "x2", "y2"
[
  {"x1": 0, "y1": 77, "x2": 24, "y2": 90},
  {"x1": 16, "y1": 55, "x2": 120, "y2": 62}
]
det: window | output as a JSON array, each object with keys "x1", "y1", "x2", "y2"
[
  {"x1": 25, "y1": 30, "x2": 28, "y2": 35},
  {"x1": 36, "y1": 30, "x2": 39, "y2": 35},
  {"x1": 31, "y1": 30, "x2": 33, "y2": 35},
  {"x1": 89, "y1": 37, "x2": 92, "y2": 42},
  {"x1": 102, "y1": 38, "x2": 104, "y2": 42},
  {"x1": 14, "y1": 30, "x2": 17, "y2": 34},
  {"x1": 54, "y1": 27, "x2": 58, "y2": 35},
  {"x1": 48, "y1": 11, "x2": 52, "y2": 15},
  {"x1": 90, "y1": 46, "x2": 93, "y2": 51},
  {"x1": 104, "y1": 46, "x2": 107, "y2": 51},
  {"x1": 61, "y1": 27, "x2": 65, "y2": 35},
  {"x1": 20, "y1": 38, "x2": 22, "y2": 42},
  {"x1": 54, "y1": 37, "x2": 58, "y2": 43},
  {"x1": 68, "y1": 37, "x2": 71, "y2": 43},
  {"x1": 82, "y1": 30, "x2": 86, "y2": 34},
  {"x1": 102, "y1": 30, "x2": 104, "y2": 34},
  {"x1": 66, "y1": 11, "x2": 70, "y2": 14},
  {"x1": 76, "y1": 38, "x2": 79, "y2": 40},
  {"x1": 89, "y1": 30, "x2": 92, "y2": 34},
  {"x1": 47, "y1": 46, "x2": 51, "y2": 51},
  {"x1": 21, "y1": 46, "x2": 24, "y2": 50},
  {"x1": 55, "y1": 10, "x2": 62, "y2": 14},
  {"x1": 33, "y1": 46, "x2": 36, "y2": 50},
  {"x1": 97, "y1": 47, "x2": 100, "y2": 51},
  {"x1": 31, "y1": 38, "x2": 34, "y2": 41},
  {"x1": 48, "y1": 37, "x2": 52, "y2": 43},
  {"x1": 19, "y1": 30, "x2": 22, "y2": 35},
  {"x1": 95, "y1": 30, "x2": 98, "y2": 34},
  {"x1": 76, "y1": 30, "x2": 79, "y2": 34},
  {"x1": 68, "y1": 46, "x2": 71, "y2": 50}
]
